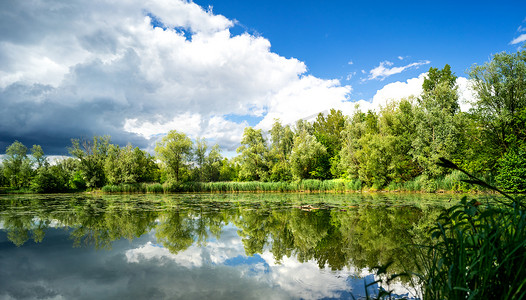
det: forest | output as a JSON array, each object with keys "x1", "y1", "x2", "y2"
[{"x1": 1, "y1": 49, "x2": 525, "y2": 194}]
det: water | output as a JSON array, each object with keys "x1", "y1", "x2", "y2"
[{"x1": 0, "y1": 193, "x2": 459, "y2": 299}]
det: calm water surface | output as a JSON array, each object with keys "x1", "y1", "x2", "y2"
[{"x1": 0, "y1": 193, "x2": 465, "y2": 299}]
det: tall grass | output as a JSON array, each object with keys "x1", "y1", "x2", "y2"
[
  {"x1": 100, "y1": 170, "x2": 493, "y2": 194},
  {"x1": 414, "y1": 195, "x2": 526, "y2": 299},
  {"x1": 411, "y1": 159, "x2": 526, "y2": 299},
  {"x1": 100, "y1": 179, "x2": 366, "y2": 193}
]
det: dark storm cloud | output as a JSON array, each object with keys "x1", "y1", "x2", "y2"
[{"x1": 0, "y1": 0, "x2": 350, "y2": 155}]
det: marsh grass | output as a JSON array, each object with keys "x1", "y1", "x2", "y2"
[
  {"x1": 101, "y1": 179, "x2": 366, "y2": 193},
  {"x1": 410, "y1": 159, "x2": 526, "y2": 299},
  {"x1": 413, "y1": 195, "x2": 526, "y2": 299}
]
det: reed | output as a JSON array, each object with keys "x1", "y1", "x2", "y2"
[{"x1": 412, "y1": 159, "x2": 526, "y2": 299}]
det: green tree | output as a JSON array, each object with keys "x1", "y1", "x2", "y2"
[
  {"x1": 193, "y1": 137, "x2": 208, "y2": 182},
  {"x1": 338, "y1": 110, "x2": 378, "y2": 182},
  {"x1": 103, "y1": 144, "x2": 157, "y2": 185},
  {"x1": 3, "y1": 141, "x2": 32, "y2": 188},
  {"x1": 30, "y1": 145, "x2": 46, "y2": 169},
  {"x1": 203, "y1": 144, "x2": 223, "y2": 182},
  {"x1": 290, "y1": 128, "x2": 327, "y2": 180},
  {"x1": 236, "y1": 127, "x2": 269, "y2": 181},
  {"x1": 411, "y1": 65, "x2": 463, "y2": 176},
  {"x1": 312, "y1": 109, "x2": 347, "y2": 178},
  {"x1": 155, "y1": 130, "x2": 193, "y2": 183},
  {"x1": 268, "y1": 119, "x2": 294, "y2": 181},
  {"x1": 469, "y1": 50, "x2": 526, "y2": 170},
  {"x1": 0, "y1": 163, "x2": 5, "y2": 187},
  {"x1": 219, "y1": 158, "x2": 239, "y2": 181},
  {"x1": 379, "y1": 99, "x2": 420, "y2": 182},
  {"x1": 69, "y1": 136, "x2": 111, "y2": 188}
]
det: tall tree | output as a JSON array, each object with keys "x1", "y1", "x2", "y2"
[
  {"x1": 411, "y1": 65, "x2": 462, "y2": 176},
  {"x1": 268, "y1": 119, "x2": 294, "y2": 181},
  {"x1": 3, "y1": 141, "x2": 32, "y2": 188},
  {"x1": 155, "y1": 130, "x2": 193, "y2": 183},
  {"x1": 203, "y1": 144, "x2": 223, "y2": 182},
  {"x1": 469, "y1": 50, "x2": 526, "y2": 191},
  {"x1": 30, "y1": 145, "x2": 46, "y2": 169},
  {"x1": 312, "y1": 109, "x2": 346, "y2": 179},
  {"x1": 290, "y1": 128, "x2": 327, "y2": 180},
  {"x1": 469, "y1": 50, "x2": 526, "y2": 163},
  {"x1": 236, "y1": 127, "x2": 269, "y2": 181},
  {"x1": 69, "y1": 136, "x2": 111, "y2": 188},
  {"x1": 193, "y1": 137, "x2": 208, "y2": 182}
]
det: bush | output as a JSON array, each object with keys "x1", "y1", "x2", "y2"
[{"x1": 496, "y1": 146, "x2": 526, "y2": 192}]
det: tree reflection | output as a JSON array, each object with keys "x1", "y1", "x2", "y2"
[{"x1": 0, "y1": 194, "x2": 442, "y2": 276}]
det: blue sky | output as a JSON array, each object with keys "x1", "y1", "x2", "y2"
[
  {"x1": 194, "y1": 0, "x2": 525, "y2": 99},
  {"x1": 0, "y1": 0, "x2": 525, "y2": 154}
]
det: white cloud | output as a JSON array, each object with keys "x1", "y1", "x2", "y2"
[
  {"x1": 368, "y1": 60, "x2": 430, "y2": 81},
  {"x1": 456, "y1": 77, "x2": 475, "y2": 112},
  {"x1": 256, "y1": 75, "x2": 351, "y2": 130},
  {"x1": 349, "y1": 73, "x2": 425, "y2": 113},
  {"x1": 346, "y1": 71, "x2": 356, "y2": 81},
  {"x1": 0, "y1": 0, "x2": 351, "y2": 153},
  {"x1": 510, "y1": 33, "x2": 526, "y2": 45},
  {"x1": 349, "y1": 74, "x2": 475, "y2": 114}
]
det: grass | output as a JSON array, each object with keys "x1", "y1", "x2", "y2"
[
  {"x1": 99, "y1": 173, "x2": 498, "y2": 194},
  {"x1": 100, "y1": 179, "x2": 366, "y2": 193},
  {"x1": 406, "y1": 159, "x2": 526, "y2": 299},
  {"x1": 412, "y1": 195, "x2": 526, "y2": 299}
]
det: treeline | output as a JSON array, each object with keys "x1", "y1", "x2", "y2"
[{"x1": 1, "y1": 50, "x2": 525, "y2": 193}]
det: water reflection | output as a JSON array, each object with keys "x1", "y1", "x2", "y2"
[{"x1": 0, "y1": 193, "x2": 449, "y2": 299}]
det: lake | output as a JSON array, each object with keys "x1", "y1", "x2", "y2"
[{"x1": 0, "y1": 193, "x2": 465, "y2": 299}]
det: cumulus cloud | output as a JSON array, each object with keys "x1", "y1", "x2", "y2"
[
  {"x1": 0, "y1": 0, "x2": 350, "y2": 154},
  {"x1": 510, "y1": 33, "x2": 526, "y2": 45},
  {"x1": 367, "y1": 60, "x2": 430, "y2": 81},
  {"x1": 349, "y1": 73, "x2": 474, "y2": 114},
  {"x1": 256, "y1": 75, "x2": 351, "y2": 130}
]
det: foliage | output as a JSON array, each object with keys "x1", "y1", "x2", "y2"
[
  {"x1": 3, "y1": 141, "x2": 33, "y2": 188},
  {"x1": 412, "y1": 65, "x2": 463, "y2": 176},
  {"x1": 69, "y1": 136, "x2": 111, "y2": 188},
  {"x1": 236, "y1": 127, "x2": 269, "y2": 181},
  {"x1": 105, "y1": 144, "x2": 158, "y2": 185},
  {"x1": 268, "y1": 119, "x2": 294, "y2": 182},
  {"x1": 155, "y1": 130, "x2": 193, "y2": 182},
  {"x1": 469, "y1": 50, "x2": 526, "y2": 156},
  {"x1": 312, "y1": 109, "x2": 347, "y2": 179},
  {"x1": 290, "y1": 127, "x2": 327, "y2": 180},
  {"x1": 495, "y1": 144, "x2": 526, "y2": 192},
  {"x1": 412, "y1": 159, "x2": 526, "y2": 299}
]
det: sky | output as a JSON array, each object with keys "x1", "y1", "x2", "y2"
[{"x1": 1, "y1": 0, "x2": 525, "y2": 155}]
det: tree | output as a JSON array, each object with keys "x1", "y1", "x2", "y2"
[
  {"x1": 3, "y1": 141, "x2": 32, "y2": 188},
  {"x1": 30, "y1": 145, "x2": 46, "y2": 169},
  {"x1": 203, "y1": 144, "x2": 223, "y2": 182},
  {"x1": 469, "y1": 50, "x2": 526, "y2": 169},
  {"x1": 379, "y1": 99, "x2": 420, "y2": 182},
  {"x1": 268, "y1": 119, "x2": 294, "y2": 181},
  {"x1": 290, "y1": 128, "x2": 327, "y2": 180},
  {"x1": 69, "y1": 136, "x2": 111, "y2": 188},
  {"x1": 236, "y1": 127, "x2": 269, "y2": 181},
  {"x1": 193, "y1": 137, "x2": 208, "y2": 182},
  {"x1": 155, "y1": 130, "x2": 193, "y2": 183},
  {"x1": 312, "y1": 109, "x2": 347, "y2": 178},
  {"x1": 411, "y1": 65, "x2": 463, "y2": 176},
  {"x1": 0, "y1": 163, "x2": 5, "y2": 187},
  {"x1": 338, "y1": 109, "x2": 377, "y2": 181}
]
